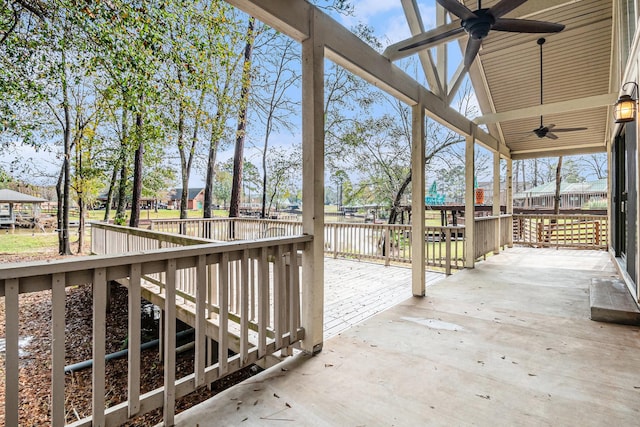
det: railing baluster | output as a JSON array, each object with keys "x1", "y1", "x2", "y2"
[
  {"x1": 273, "y1": 245, "x2": 284, "y2": 349},
  {"x1": 218, "y1": 252, "x2": 229, "y2": 375},
  {"x1": 128, "y1": 264, "x2": 141, "y2": 418},
  {"x1": 5, "y1": 278, "x2": 19, "y2": 427},
  {"x1": 164, "y1": 259, "x2": 177, "y2": 426},
  {"x1": 289, "y1": 243, "x2": 301, "y2": 334},
  {"x1": 50, "y1": 273, "x2": 66, "y2": 426},
  {"x1": 258, "y1": 247, "x2": 269, "y2": 358},
  {"x1": 240, "y1": 249, "x2": 250, "y2": 364},
  {"x1": 195, "y1": 255, "x2": 206, "y2": 387},
  {"x1": 93, "y1": 268, "x2": 107, "y2": 427}
]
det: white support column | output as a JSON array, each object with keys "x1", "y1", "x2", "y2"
[
  {"x1": 464, "y1": 130, "x2": 475, "y2": 268},
  {"x1": 493, "y1": 152, "x2": 501, "y2": 254},
  {"x1": 301, "y1": 8, "x2": 324, "y2": 355},
  {"x1": 506, "y1": 157, "x2": 514, "y2": 247},
  {"x1": 411, "y1": 102, "x2": 426, "y2": 296}
]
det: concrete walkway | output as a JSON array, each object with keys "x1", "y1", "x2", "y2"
[{"x1": 173, "y1": 248, "x2": 640, "y2": 426}]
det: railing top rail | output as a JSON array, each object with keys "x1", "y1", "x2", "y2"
[
  {"x1": 474, "y1": 215, "x2": 503, "y2": 222},
  {"x1": 150, "y1": 217, "x2": 301, "y2": 224},
  {"x1": 92, "y1": 222, "x2": 213, "y2": 245},
  {"x1": 0, "y1": 234, "x2": 313, "y2": 282},
  {"x1": 512, "y1": 213, "x2": 607, "y2": 219}
]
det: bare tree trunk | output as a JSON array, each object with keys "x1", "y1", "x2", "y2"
[
  {"x1": 115, "y1": 108, "x2": 129, "y2": 225},
  {"x1": 203, "y1": 137, "x2": 219, "y2": 218},
  {"x1": 59, "y1": 48, "x2": 71, "y2": 255},
  {"x1": 56, "y1": 164, "x2": 64, "y2": 254},
  {"x1": 554, "y1": 156, "x2": 563, "y2": 215},
  {"x1": 104, "y1": 161, "x2": 118, "y2": 222},
  {"x1": 388, "y1": 172, "x2": 412, "y2": 225},
  {"x1": 78, "y1": 197, "x2": 85, "y2": 253},
  {"x1": 129, "y1": 105, "x2": 144, "y2": 228},
  {"x1": 229, "y1": 17, "x2": 255, "y2": 218}
]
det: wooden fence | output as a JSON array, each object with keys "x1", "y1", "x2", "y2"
[
  {"x1": 0, "y1": 223, "x2": 310, "y2": 426},
  {"x1": 511, "y1": 214, "x2": 608, "y2": 249}
]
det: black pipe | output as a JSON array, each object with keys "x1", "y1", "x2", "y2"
[{"x1": 64, "y1": 328, "x2": 195, "y2": 373}]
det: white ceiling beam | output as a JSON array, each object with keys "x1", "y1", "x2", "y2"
[
  {"x1": 447, "y1": 49, "x2": 467, "y2": 104},
  {"x1": 511, "y1": 143, "x2": 605, "y2": 160},
  {"x1": 400, "y1": 0, "x2": 444, "y2": 97},
  {"x1": 473, "y1": 93, "x2": 617, "y2": 124},
  {"x1": 225, "y1": 0, "x2": 310, "y2": 41},
  {"x1": 382, "y1": 20, "x2": 463, "y2": 61}
]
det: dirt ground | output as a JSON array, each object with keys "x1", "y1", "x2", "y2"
[{"x1": 0, "y1": 250, "x2": 259, "y2": 425}]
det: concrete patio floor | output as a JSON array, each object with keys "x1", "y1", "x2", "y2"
[{"x1": 173, "y1": 248, "x2": 640, "y2": 426}]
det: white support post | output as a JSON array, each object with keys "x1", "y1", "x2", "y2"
[
  {"x1": 301, "y1": 8, "x2": 324, "y2": 355},
  {"x1": 506, "y1": 158, "x2": 514, "y2": 247},
  {"x1": 464, "y1": 131, "x2": 475, "y2": 268},
  {"x1": 411, "y1": 102, "x2": 426, "y2": 296},
  {"x1": 493, "y1": 152, "x2": 501, "y2": 253}
]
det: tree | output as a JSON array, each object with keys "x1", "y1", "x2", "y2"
[
  {"x1": 203, "y1": 5, "x2": 245, "y2": 219},
  {"x1": 554, "y1": 156, "x2": 563, "y2": 215},
  {"x1": 252, "y1": 33, "x2": 299, "y2": 218},
  {"x1": 229, "y1": 17, "x2": 256, "y2": 218},
  {"x1": 578, "y1": 153, "x2": 607, "y2": 180},
  {"x1": 159, "y1": 1, "x2": 239, "y2": 220}
]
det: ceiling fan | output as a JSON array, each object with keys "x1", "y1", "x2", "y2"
[
  {"x1": 531, "y1": 37, "x2": 587, "y2": 140},
  {"x1": 398, "y1": 0, "x2": 565, "y2": 68}
]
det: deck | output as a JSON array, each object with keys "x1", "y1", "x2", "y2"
[
  {"x1": 323, "y1": 258, "x2": 445, "y2": 338},
  {"x1": 172, "y1": 247, "x2": 640, "y2": 426}
]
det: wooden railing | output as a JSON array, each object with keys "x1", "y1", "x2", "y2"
[
  {"x1": 512, "y1": 214, "x2": 608, "y2": 249},
  {"x1": 472, "y1": 215, "x2": 513, "y2": 260},
  {"x1": 152, "y1": 219, "x2": 466, "y2": 273},
  {"x1": 0, "y1": 223, "x2": 310, "y2": 426},
  {"x1": 324, "y1": 222, "x2": 466, "y2": 272},
  {"x1": 150, "y1": 218, "x2": 303, "y2": 241}
]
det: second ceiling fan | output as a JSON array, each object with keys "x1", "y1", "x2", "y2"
[{"x1": 530, "y1": 37, "x2": 587, "y2": 140}]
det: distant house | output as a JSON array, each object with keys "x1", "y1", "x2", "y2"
[
  {"x1": 169, "y1": 188, "x2": 205, "y2": 210},
  {"x1": 513, "y1": 179, "x2": 607, "y2": 210}
]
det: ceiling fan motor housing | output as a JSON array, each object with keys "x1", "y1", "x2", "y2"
[
  {"x1": 462, "y1": 9, "x2": 495, "y2": 39},
  {"x1": 533, "y1": 126, "x2": 549, "y2": 138}
]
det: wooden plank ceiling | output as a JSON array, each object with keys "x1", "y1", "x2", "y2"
[{"x1": 465, "y1": 0, "x2": 614, "y2": 159}]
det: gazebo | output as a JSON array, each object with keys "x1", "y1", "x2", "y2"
[{"x1": 0, "y1": 188, "x2": 48, "y2": 230}]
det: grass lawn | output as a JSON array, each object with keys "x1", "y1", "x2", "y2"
[{"x1": 0, "y1": 231, "x2": 59, "y2": 254}]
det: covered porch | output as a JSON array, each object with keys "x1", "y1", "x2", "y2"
[{"x1": 173, "y1": 247, "x2": 639, "y2": 426}]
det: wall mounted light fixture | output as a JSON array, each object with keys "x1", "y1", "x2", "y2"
[{"x1": 614, "y1": 81, "x2": 639, "y2": 123}]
